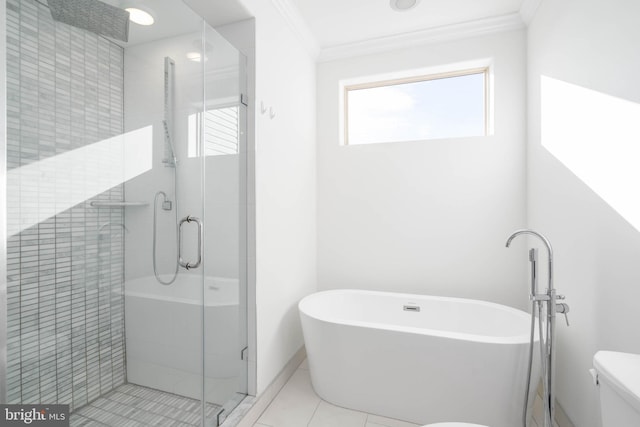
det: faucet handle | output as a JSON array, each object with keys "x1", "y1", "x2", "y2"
[
  {"x1": 556, "y1": 294, "x2": 565, "y2": 300},
  {"x1": 556, "y1": 302, "x2": 570, "y2": 326},
  {"x1": 562, "y1": 311, "x2": 570, "y2": 327}
]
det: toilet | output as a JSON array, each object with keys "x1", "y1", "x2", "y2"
[
  {"x1": 593, "y1": 351, "x2": 640, "y2": 426},
  {"x1": 422, "y1": 351, "x2": 640, "y2": 427}
]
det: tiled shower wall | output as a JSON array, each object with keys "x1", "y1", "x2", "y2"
[{"x1": 5, "y1": 0, "x2": 126, "y2": 410}]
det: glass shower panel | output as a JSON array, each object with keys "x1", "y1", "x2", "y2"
[
  {"x1": 202, "y1": 25, "x2": 248, "y2": 425},
  {"x1": 2, "y1": 0, "x2": 252, "y2": 425},
  {"x1": 5, "y1": 0, "x2": 247, "y2": 424}
]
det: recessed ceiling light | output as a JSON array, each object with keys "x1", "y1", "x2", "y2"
[
  {"x1": 125, "y1": 7, "x2": 155, "y2": 26},
  {"x1": 390, "y1": 0, "x2": 420, "y2": 12},
  {"x1": 186, "y1": 52, "x2": 202, "y2": 62}
]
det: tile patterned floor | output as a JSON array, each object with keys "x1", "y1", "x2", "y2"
[
  {"x1": 70, "y1": 383, "x2": 221, "y2": 427},
  {"x1": 253, "y1": 359, "x2": 560, "y2": 427}
]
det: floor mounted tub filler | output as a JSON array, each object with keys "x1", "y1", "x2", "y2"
[{"x1": 299, "y1": 289, "x2": 539, "y2": 427}]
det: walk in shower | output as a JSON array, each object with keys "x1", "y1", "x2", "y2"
[{"x1": 2, "y1": 0, "x2": 248, "y2": 425}]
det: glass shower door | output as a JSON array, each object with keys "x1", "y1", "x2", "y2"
[
  {"x1": 123, "y1": 10, "x2": 249, "y2": 427},
  {"x1": 201, "y1": 24, "x2": 248, "y2": 426}
]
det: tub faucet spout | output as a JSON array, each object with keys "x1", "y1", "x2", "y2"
[{"x1": 506, "y1": 229, "x2": 554, "y2": 291}]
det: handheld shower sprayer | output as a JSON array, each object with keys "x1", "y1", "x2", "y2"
[
  {"x1": 152, "y1": 56, "x2": 180, "y2": 286},
  {"x1": 506, "y1": 229, "x2": 554, "y2": 292},
  {"x1": 162, "y1": 119, "x2": 177, "y2": 167}
]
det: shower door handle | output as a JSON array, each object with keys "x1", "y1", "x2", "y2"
[{"x1": 178, "y1": 216, "x2": 202, "y2": 270}]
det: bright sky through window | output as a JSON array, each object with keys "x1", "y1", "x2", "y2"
[{"x1": 345, "y1": 70, "x2": 487, "y2": 145}]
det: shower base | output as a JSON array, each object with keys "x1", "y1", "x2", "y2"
[{"x1": 70, "y1": 383, "x2": 221, "y2": 426}]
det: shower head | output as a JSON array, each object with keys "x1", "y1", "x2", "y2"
[{"x1": 48, "y1": 0, "x2": 130, "y2": 42}]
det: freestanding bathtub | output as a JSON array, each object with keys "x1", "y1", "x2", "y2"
[{"x1": 299, "y1": 289, "x2": 539, "y2": 427}]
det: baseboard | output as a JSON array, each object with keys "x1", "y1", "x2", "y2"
[
  {"x1": 535, "y1": 382, "x2": 575, "y2": 427},
  {"x1": 228, "y1": 346, "x2": 307, "y2": 427},
  {"x1": 554, "y1": 401, "x2": 575, "y2": 427}
]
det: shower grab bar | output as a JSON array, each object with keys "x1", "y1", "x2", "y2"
[{"x1": 178, "y1": 216, "x2": 202, "y2": 270}]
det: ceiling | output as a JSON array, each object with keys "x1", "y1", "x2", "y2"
[
  {"x1": 97, "y1": 0, "x2": 531, "y2": 59},
  {"x1": 184, "y1": 0, "x2": 251, "y2": 29},
  {"x1": 100, "y1": 0, "x2": 251, "y2": 46},
  {"x1": 289, "y1": 0, "x2": 527, "y2": 49}
]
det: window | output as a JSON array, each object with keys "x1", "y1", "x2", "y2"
[
  {"x1": 188, "y1": 105, "x2": 240, "y2": 157},
  {"x1": 203, "y1": 106, "x2": 240, "y2": 156},
  {"x1": 342, "y1": 67, "x2": 489, "y2": 145}
]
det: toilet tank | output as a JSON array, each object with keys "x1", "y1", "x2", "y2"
[{"x1": 593, "y1": 351, "x2": 640, "y2": 427}]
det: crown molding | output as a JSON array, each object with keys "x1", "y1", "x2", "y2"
[
  {"x1": 317, "y1": 13, "x2": 525, "y2": 63},
  {"x1": 270, "y1": 0, "x2": 321, "y2": 60},
  {"x1": 519, "y1": 0, "x2": 542, "y2": 25}
]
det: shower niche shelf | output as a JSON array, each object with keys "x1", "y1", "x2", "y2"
[{"x1": 90, "y1": 201, "x2": 149, "y2": 208}]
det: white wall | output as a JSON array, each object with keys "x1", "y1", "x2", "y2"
[
  {"x1": 527, "y1": 0, "x2": 640, "y2": 426},
  {"x1": 317, "y1": 31, "x2": 529, "y2": 309},
  {"x1": 235, "y1": 0, "x2": 317, "y2": 395}
]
